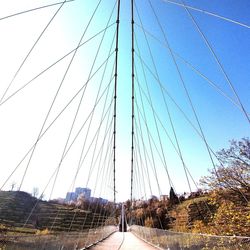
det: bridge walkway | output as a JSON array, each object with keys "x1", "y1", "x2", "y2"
[{"x1": 90, "y1": 232, "x2": 158, "y2": 250}]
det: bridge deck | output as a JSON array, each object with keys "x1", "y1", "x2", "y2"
[{"x1": 91, "y1": 232, "x2": 158, "y2": 250}]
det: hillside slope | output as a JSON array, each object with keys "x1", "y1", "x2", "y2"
[{"x1": 0, "y1": 191, "x2": 111, "y2": 233}]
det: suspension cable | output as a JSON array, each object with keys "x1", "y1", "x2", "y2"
[
  {"x1": 70, "y1": 45, "x2": 116, "y2": 199},
  {"x1": 161, "y1": 0, "x2": 250, "y2": 29},
  {"x1": 0, "y1": 23, "x2": 115, "y2": 107},
  {"x1": 148, "y1": 0, "x2": 220, "y2": 185},
  {"x1": 130, "y1": 0, "x2": 135, "y2": 203},
  {"x1": 180, "y1": 0, "x2": 250, "y2": 124},
  {"x1": 149, "y1": 0, "x2": 249, "y2": 204},
  {"x1": 0, "y1": 52, "x2": 115, "y2": 191},
  {"x1": 134, "y1": 22, "x2": 248, "y2": 114},
  {"x1": 113, "y1": 0, "x2": 121, "y2": 204},
  {"x1": 49, "y1": 0, "x2": 117, "y2": 199},
  {"x1": 0, "y1": 0, "x2": 75, "y2": 21},
  {"x1": 18, "y1": 0, "x2": 103, "y2": 191},
  {"x1": 23, "y1": 96, "x2": 114, "y2": 229},
  {"x1": 133, "y1": 59, "x2": 162, "y2": 196},
  {"x1": 133, "y1": 50, "x2": 242, "y2": 178},
  {"x1": 134, "y1": 29, "x2": 172, "y2": 189},
  {"x1": 137, "y1": 1, "x2": 192, "y2": 192},
  {"x1": 0, "y1": 0, "x2": 68, "y2": 104}
]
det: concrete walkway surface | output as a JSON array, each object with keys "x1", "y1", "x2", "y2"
[{"x1": 91, "y1": 232, "x2": 158, "y2": 250}]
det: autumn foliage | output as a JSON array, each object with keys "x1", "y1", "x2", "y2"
[{"x1": 127, "y1": 138, "x2": 250, "y2": 237}]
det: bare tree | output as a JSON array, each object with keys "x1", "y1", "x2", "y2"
[{"x1": 200, "y1": 138, "x2": 250, "y2": 195}]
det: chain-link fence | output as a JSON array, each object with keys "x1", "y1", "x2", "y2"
[
  {"x1": 0, "y1": 225, "x2": 116, "y2": 250},
  {"x1": 130, "y1": 225, "x2": 250, "y2": 250}
]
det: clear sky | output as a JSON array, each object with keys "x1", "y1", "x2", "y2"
[{"x1": 0, "y1": 0, "x2": 249, "y2": 202}]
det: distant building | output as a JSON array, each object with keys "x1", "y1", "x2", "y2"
[
  {"x1": 75, "y1": 187, "x2": 91, "y2": 200},
  {"x1": 89, "y1": 197, "x2": 108, "y2": 204},
  {"x1": 65, "y1": 187, "x2": 91, "y2": 203},
  {"x1": 65, "y1": 192, "x2": 77, "y2": 202},
  {"x1": 65, "y1": 187, "x2": 109, "y2": 205}
]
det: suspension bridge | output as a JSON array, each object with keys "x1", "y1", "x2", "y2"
[{"x1": 0, "y1": 0, "x2": 249, "y2": 249}]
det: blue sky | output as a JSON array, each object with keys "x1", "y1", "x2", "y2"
[{"x1": 0, "y1": 0, "x2": 249, "y2": 202}]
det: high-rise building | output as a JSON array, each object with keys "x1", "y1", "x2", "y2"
[
  {"x1": 75, "y1": 187, "x2": 91, "y2": 200},
  {"x1": 65, "y1": 187, "x2": 92, "y2": 203},
  {"x1": 65, "y1": 192, "x2": 77, "y2": 202}
]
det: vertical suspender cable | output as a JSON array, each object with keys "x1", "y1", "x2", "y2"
[
  {"x1": 130, "y1": 0, "x2": 135, "y2": 203},
  {"x1": 113, "y1": 0, "x2": 121, "y2": 204}
]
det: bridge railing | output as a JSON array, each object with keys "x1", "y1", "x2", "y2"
[
  {"x1": 130, "y1": 225, "x2": 250, "y2": 250},
  {"x1": 0, "y1": 225, "x2": 117, "y2": 250}
]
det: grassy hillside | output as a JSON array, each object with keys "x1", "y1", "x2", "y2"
[
  {"x1": 169, "y1": 196, "x2": 214, "y2": 231},
  {"x1": 0, "y1": 191, "x2": 112, "y2": 234},
  {"x1": 128, "y1": 190, "x2": 250, "y2": 237}
]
